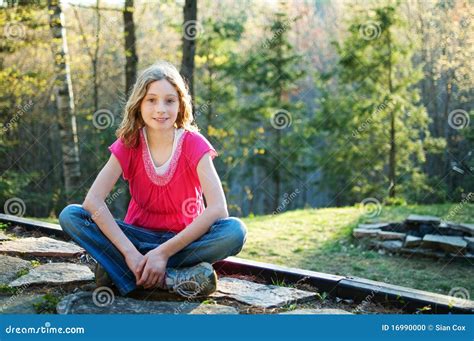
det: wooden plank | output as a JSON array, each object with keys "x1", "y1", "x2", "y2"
[
  {"x1": 0, "y1": 214, "x2": 67, "y2": 238},
  {"x1": 336, "y1": 277, "x2": 474, "y2": 314}
]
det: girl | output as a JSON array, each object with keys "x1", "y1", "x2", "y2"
[{"x1": 59, "y1": 61, "x2": 247, "y2": 298}]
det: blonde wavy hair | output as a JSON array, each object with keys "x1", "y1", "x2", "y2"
[{"x1": 116, "y1": 60, "x2": 198, "y2": 148}]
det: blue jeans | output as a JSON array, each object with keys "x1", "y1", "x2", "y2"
[{"x1": 58, "y1": 204, "x2": 247, "y2": 296}]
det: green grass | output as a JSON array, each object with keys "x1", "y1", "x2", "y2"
[{"x1": 239, "y1": 203, "x2": 474, "y2": 296}]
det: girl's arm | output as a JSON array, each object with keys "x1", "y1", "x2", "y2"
[
  {"x1": 158, "y1": 152, "x2": 229, "y2": 257},
  {"x1": 82, "y1": 155, "x2": 143, "y2": 280}
]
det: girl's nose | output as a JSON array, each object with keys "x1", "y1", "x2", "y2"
[{"x1": 154, "y1": 100, "x2": 167, "y2": 111}]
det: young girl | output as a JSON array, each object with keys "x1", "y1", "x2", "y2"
[{"x1": 59, "y1": 61, "x2": 247, "y2": 298}]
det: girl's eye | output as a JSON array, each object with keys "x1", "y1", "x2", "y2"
[
  {"x1": 148, "y1": 98, "x2": 155, "y2": 102},
  {"x1": 167, "y1": 99, "x2": 175, "y2": 104}
]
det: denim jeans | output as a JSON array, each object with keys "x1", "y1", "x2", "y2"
[{"x1": 58, "y1": 204, "x2": 247, "y2": 296}]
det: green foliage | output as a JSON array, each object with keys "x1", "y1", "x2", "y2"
[
  {"x1": 233, "y1": 7, "x2": 307, "y2": 213},
  {"x1": 383, "y1": 196, "x2": 407, "y2": 206},
  {"x1": 15, "y1": 268, "x2": 29, "y2": 278},
  {"x1": 33, "y1": 293, "x2": 61, "y2": 314},
  {"x1": 313, "y1": 3, "x2": 446, "y2": 205},
  {"x1": 0, "y1": 284, "x2": 19, "y2": 294}
]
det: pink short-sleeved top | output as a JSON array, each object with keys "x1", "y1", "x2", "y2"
[{"x1": 108, "y1": 128, "x2": 218, "y2": 233}]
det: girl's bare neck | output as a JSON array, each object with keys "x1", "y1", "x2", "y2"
[{"x1": 145, "y1": 126, "x2": 175, "y2": 149}]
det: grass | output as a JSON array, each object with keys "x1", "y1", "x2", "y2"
[
  {"x1": 33, "y1": 293, "x2": 62, "y2": 314},
  {"x1": 239, "y1": 203, "x2": 474, "y2": 297}
]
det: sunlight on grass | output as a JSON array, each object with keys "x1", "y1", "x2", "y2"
[{"x1": 240, "y1": 204, "x2": 474, "y2": 296}]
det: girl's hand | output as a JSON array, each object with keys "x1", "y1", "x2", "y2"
[
  {"x1": 125, "y1": 250, "x2": 145, "y2": 283},
  {"x1": 137, "y1": 248, "x2": 169, "y2": 289}
]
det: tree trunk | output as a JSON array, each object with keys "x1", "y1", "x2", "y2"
[
  {"x1": 123, "y1": 0, "x2": 138, "y2": 96},
  {"x1": 48, "y1": 0, "x2": 81, "y2": 202},
  {"x1": 93, "y1": 0, "x2": 101, "y2": 113},
  {"x1": 443, "y1": 74, "x2": 453, "y2": 193},
  {"x1": 181, "y1": 0, "x2": 197, "y2": 114},
  {"x1": 387, "y1": 30, "x2": 396, "y2": 198}
]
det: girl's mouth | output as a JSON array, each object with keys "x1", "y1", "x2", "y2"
[{"x1": 153, "y1": 118, "x2": 168, "y2": 122}]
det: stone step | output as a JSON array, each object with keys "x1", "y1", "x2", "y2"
[
  {"x1": 0, "y1": 255, "x2": 32, "y2": 285},
  {"x1": 421, "y1": 235, "x2": 467, "y2": 253},
  {"x1": 9, "y1": 263, "x2": 94, "y2": 287},
  {"x1": 465, "y1": 237, "x2": 474, "y2": 253},
  {"x1": 377, "y1": 231, "x2": 406, "y2": 240},
  {"x1": 405, "y1": 214, "x2": 441, "y2": 225},
  {"x1": 403, "y1": 235, "x2": 422, "y2": 248},
  {"x1": 57, "y1": 291, "x2": 239, "y2": 314},
  {"x1": 358, "y1": 223, "x2": 390, "y2": 230},
  {"x1": 353, "y1": 228, "x2": 381, "y2": 238},
  {"x1": 0, "y1": 237, "x2": 84, "y2": 257},
  {"x1": 0, "y1": 294, "x2": 44, "y2": 314},
  {"x1": 209, "y1": 277, "x2": 317, "y2": 308}
]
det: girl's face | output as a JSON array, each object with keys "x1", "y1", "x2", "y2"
[{"x1": 140, "y1": 79, "x2": 180, "y2": 131}]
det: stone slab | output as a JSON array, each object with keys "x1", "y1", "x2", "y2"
[
  {"x1": 403, "y1": 235, "x2": 422, "y2": 248},
  {"x1": 353, "y1": 228, "x2": 381, "y2": 238},
  {"x1": 0, "y1": 237, "x2": 84, "y2": 257},
  {"x1": 0, "y1": 255, "x2": 32, "y2": 285},
  {"x1": 57, "y1": 291, "x2": 239, "y2": 314},
  {"x1": 464, "y1": 237, "x2": 474, "y2": 253},
  {"x1": 358, "y1": 223, "x2": 390, "y2": 230},
  {"x1": 0, "y1": 294, "x2": 44, "y2": 314},
  {"x1": 422, "y1": 235, "x2": 467, "y2": 253},
  {"x1": 209, "y1": 277, "x2": 318, "y2": 308},
  {"x1": 9, "y1": 263, "x2": 94, "y2": 287},
  {"x1": 378, "y1": 240, "x2": 403, "y2": 252},
  {"x1": 405, "y1": 214, "x2": 441, "y2": 224},
  {"x1": 452, "y1": 223, "x2": 474, "y2": 236},
  {"x1": 377, "y1": 231, "x2": 406, "y2": 240}
]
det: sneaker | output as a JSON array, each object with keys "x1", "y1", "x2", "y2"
[
  {"x1": 94, "y1": 263, "x2": 114, "y2": 288},
  {"x1": 165, "y1": 262, "x2": 217, "y2": 298}
]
